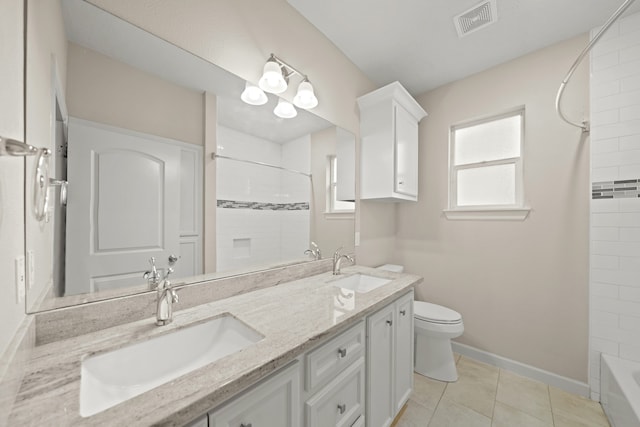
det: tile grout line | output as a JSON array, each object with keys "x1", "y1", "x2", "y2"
[{"x1": 492, "y1": 368, "x2": 502, "y2": 423}]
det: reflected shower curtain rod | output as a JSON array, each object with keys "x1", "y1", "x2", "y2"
[{"x1": 211, "y1": 152, "x2": 312, "y2": 178}]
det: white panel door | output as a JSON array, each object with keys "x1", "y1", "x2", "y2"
[{"x1": 65, "y1": 119, "x2": 180, "y2": 295}]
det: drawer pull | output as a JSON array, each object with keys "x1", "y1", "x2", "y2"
[
  {"x1": 386, "y1": 320, "x2": 393, "y2": 326},
  {"x1": 337, "y1": 347, "x2": 347, "y2": 358},
  {"x1": 240, "y1": 424, "x2": 252, "y2": 427},
  {"x1": 400, "y1": 309, "x2": 406, "y2": 316},
  {"x1": 337, "y1": 403, "x2": 347, "y2": 414}
]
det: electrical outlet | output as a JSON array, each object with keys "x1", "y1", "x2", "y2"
[
  {"x1": 27, "y1": 250, "x2": 35, "y2": 289},
  {"x1": 15, "y1": 256, "x2": 25, "y2": 304}
]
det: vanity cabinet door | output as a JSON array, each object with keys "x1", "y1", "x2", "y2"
[
  {"x1": 393, "y1": 292, "x2": 414, "y2": 414},
  {"x1": 366, "y1": 291, "x2": 415, "y2": 427},
  {"x1": 305, "y1": 357, "x2": 365, "y2": 427},
  {"x1": 208, "y1": 362, "x2": 300, "y2": 427},
  {"x1": 366, "y1": 304, "x2": 395, "y2": 427}
]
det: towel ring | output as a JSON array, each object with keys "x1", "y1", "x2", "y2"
[{"x1": 33, "y1": 148, "x2": 52, "y2": 222}]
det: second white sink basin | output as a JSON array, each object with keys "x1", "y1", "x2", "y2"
[
  {"x1": 332, "y1": 274, "x2": 392, "y2": 293},
  {"x1": 80, "y1": 314, "x2": 263, "y2": 417}
]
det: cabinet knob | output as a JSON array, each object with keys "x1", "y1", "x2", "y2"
[
  {"x1": 337, "y1": 403, "x2": 347, "y2": 414},
  {"x1": 398, "y1": 180, "x2": 404, "y2": 185},
  {"x1": 400, "y1": 309, "x2": 406, "y2": 316},
  {"x1": 386, "y1": 320, "x2": 393, "y2": 326},
  {"x1": 337, "y1": 347, "x2": 347, "y2": 358}
]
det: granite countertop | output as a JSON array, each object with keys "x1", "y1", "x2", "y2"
[{"x1": 9, "y1": 266, "x2": 421, "y2": 426}]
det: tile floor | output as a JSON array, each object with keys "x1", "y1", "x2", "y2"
[{"x1": 394, "y1": 354, "x2": 611, "y2": 427}]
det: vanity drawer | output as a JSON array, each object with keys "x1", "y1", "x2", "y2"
[
  {"x1": 208, "y1": 362, "x2": 300, "y2": 427},
  {"x1": 305, "y1": 357, "x2": 365, "y2": 427},
  {"x1": 305, "y1": 321, "x2": 365, "y2": 392}
]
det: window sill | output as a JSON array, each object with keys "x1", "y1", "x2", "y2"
[
  {"x1": 324, "y1": 211, "x2": 355, "y2": 220},
  {"x1": 443, "y1": 207, "x2": 531, "y2": 221}
]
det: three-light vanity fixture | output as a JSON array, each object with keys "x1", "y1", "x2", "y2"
[{"x1": 240, "y1": 53, "x2": 318, "y2": 119}]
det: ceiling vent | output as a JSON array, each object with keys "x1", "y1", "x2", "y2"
[{"x1": 454, "y1": 0, "x2": 498, "y2": 38}]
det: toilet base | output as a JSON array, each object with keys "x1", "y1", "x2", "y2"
[{"x1": 414, "y1": 333, "x2": 458, "y2": 382}]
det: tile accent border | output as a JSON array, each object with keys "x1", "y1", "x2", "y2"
[
  {"x1": 592, "y1": 179, "x2": 640, "y2": 199},
  {"x1": 451, "y1": 341, "x2": 591, "y2": 399},
  {"x1": 217, "y1": 199, "x2": 309, "y2": 210}
]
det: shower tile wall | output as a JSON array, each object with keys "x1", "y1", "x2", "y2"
[
  {"x1": 589, "y1": 11, "x2": 640, "y2": 401},
  {"x1": 216, "y1": 126, "x2": 310, "y2": 272}
]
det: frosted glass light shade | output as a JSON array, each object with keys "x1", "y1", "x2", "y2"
[
  {"x1": 274, "y1": 98, "x2": 297, "y2": 119},
  {"x1": 293, "y1": 81, "x2": 318, "y2": 109},
  {"x1": 240, "y1": 82, "x2": 268, "y2": 105},
  {"x1": 259, "y1": 60, "x2": 287, "y2": 94}
]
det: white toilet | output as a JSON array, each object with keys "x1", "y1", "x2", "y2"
[
  {"x1": 414, "y1": 301, "x2": 464, "y2": 382},
  {"x1": 375, "y1": 264, "x2": 464, "y2": 382}
]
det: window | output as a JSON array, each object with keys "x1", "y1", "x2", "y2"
[
  {"x1": 327, "y1": 155, "x2": 355, "y2": 213},
  {"x1": 446, "y1": 109, "x2": 529, "y2": 220}
]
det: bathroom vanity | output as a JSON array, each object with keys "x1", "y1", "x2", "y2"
[{"x1": 7, "y1": 266, "x2": 420, "y2": 426}]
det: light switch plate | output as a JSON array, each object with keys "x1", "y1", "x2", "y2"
[
  {"x1": 15, "y1": 256, "x2": 25, "y2": 304},
  {"x1": 27, "y1": 250, "x2": 35, "y2": 289}
]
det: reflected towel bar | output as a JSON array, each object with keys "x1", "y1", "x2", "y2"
[
  {"x1": 0, "y1": 136, "x2": 41, "y2": 156},
  {"x1": 212, "y1": 152, "x2": 312, "y2": 178}
]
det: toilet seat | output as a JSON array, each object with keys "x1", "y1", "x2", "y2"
[{"x1": 414, "y1": 301, "x2": 462, "y2": 324}]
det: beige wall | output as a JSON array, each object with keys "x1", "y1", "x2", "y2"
[
  {"x1": 0, "y1": 0, "x2": 26, "y2": 359},
  {"x1": 66, "y1": 42, "x2": 204, "y2": 145},
  {"x1": 310, "y1": 127, "x2": 356, "y2": 254},
  {"x1": 396, "y1": 35, "x2": 590, "y2": 381}
]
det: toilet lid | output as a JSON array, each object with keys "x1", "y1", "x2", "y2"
[{"x1": 414, "y1": 301, "x2": 462, "y2": 324}]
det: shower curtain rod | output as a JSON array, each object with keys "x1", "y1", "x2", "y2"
[
  {"x1": 555, "y1": 0, "x2": 637, "y2": 133},
  {"x1": 211, "y1": 152, "x2": 312, "y2": 178}
]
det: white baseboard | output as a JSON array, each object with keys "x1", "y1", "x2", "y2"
[{"x1": 451, "y1": 342, "x2": 591, "y2": 399}]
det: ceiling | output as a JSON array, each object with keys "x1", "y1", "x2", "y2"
[{"x1": 287, "y1": 0, "x2": 640, "y2": 95}]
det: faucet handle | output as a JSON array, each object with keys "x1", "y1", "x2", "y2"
[{"x1": 170, "y1": 288, "x2": 179, "y2": 304}]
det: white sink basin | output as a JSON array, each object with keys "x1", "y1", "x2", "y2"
[
  {"x1": 332, "y1": 274, "x2": 392, "y2": 293},
  {"x1": 80, "y1": 314, "x2": 263, "y2": 417}
]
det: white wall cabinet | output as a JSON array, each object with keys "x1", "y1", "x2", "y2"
[
  {"x1": 366, "y1": 291, "x2": 414, "y2": 427},
  {"x1": 208, "y1": 362, "x2": 300, "y2": 427},
  {"x1": 358, "y1": 82, "x2": 427, "y2": 202}
]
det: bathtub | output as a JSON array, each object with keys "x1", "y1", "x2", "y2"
[{"x1": 601, "y1": 354, "x2": 640, "y2": 427}]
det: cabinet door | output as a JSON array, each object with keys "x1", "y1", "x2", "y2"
[
  {"x1": 209, "y1": 362, "x2": 300, "y2": 427},
  {"x1": 394, "y1": 293, "x2": 414, "y2": 414},
  {"x1": 394, "y1": 104, "x2": 419, "y2": 198},
  {"x1": 367, "y1": 304, "x2": 395, "y2": 427}
]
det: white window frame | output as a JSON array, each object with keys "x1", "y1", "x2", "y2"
[
  {"x1": 444, "y1": 108, "x2": 530, "y2": 221},
  {"x1": 326, "y1": 155, "x2": 355, "y2": 216}
]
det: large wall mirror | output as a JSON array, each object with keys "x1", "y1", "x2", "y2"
[{"x1": 25, "y1": 0, "x2": 356, "y2": 313}]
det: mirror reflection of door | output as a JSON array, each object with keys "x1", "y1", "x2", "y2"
[{"x1": 64, "y1": 119, "x2": 202, "y2": 296}]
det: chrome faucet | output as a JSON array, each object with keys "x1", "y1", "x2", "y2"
[
  {"x1": 332, "y1": 247, "x2": 354, "y2": 275},
  {"x1": 143, "y1": 256, "x2": 179, "y2": 326},
  {"x1": 304, "y1": 241, "x2": 322, "y2": 260},
  {"x1": 155, "y1": 268, "x2": 178, "y2": 326}
]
